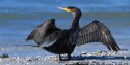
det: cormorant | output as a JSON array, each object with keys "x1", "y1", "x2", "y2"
[{"x1": 26, "y1": 6, "x2": 120, "y2": 60}]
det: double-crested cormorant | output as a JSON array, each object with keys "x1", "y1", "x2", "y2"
[{"x1": 26, "y1": 6, "x2": 120, "y2": 60}]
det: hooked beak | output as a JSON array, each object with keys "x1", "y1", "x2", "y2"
[{"x1": 57, "y1": 7, "x2": 71, "y2": 12}]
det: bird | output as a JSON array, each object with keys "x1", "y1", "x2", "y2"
[{"x1": 26, "y1": 6, "x2": 120, "y2": 61}]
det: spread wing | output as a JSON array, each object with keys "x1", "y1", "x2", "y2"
[
  {"x1": 72, "y1": 20, "x2": 120, "y2": 51},
  {"x1": 26, "y1": 19, "x2": 61, "y2": 46}
]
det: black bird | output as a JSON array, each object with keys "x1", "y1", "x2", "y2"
[{"x1": 26, "y1": 6, "x2": 120, "y2": 60}]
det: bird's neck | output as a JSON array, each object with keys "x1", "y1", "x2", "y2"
[{"x1": 71, "y1": 13, "x2": 81, "y2": 29}]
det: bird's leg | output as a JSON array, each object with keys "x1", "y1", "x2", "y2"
[
  {"x1": 68, "y1": 53, "x2": 71, "y2": 60},
  {"x1": 59, "y1": 54, "x2": 62, "y2": 61},
  {"x1": 37, "y1": 43, "x2": 41, "y2": 47}
]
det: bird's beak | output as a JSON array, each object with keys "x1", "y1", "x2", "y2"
[{"x1": 57, "y1": 7, "x2": 71, "y2": 12}]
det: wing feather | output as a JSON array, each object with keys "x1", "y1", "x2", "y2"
[
  {"x1": 26, "y1": 19, "x2": 61, "y2": 46},
  {"x1": 73, "y1": 20, "x2": 120, "y2": 51},
  {"x1": 26, "y1": 29, "x2": 37, "y2": 40}
]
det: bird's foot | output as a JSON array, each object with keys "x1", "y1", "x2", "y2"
[{"x1": 59, "y1": 57, "x2": 62, "y2": 61}]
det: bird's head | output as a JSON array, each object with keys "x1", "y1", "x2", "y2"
[{"x1": 58, "y1": 6, "x2": 81, "y2": 16}]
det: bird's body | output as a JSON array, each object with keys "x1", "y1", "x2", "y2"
[{"x1": 26, "y1": 6, "x2": 120, "y2": 60}]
